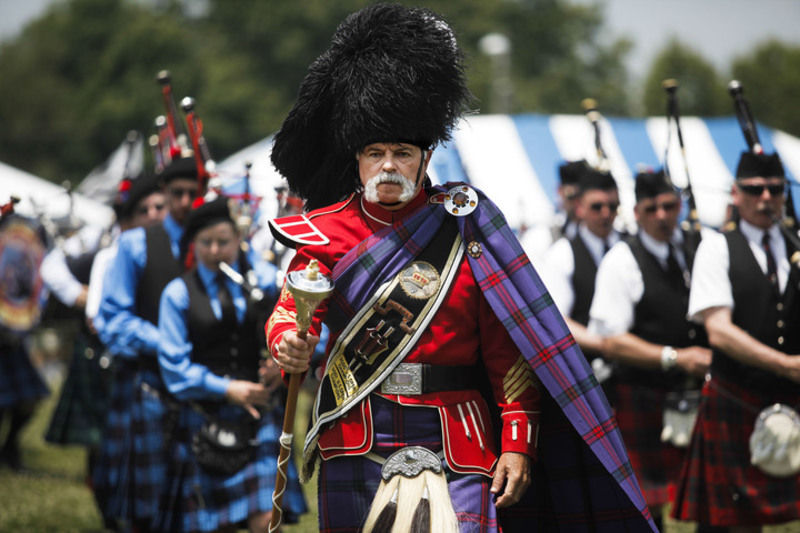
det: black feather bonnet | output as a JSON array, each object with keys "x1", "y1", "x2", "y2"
[{"x1": 271, "y1": 3, "x2": 470, "y2": 210}]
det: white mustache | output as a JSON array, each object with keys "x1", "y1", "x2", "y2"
[{"x1": 363, "y1": 172, "x2": 416, "y2": 203}]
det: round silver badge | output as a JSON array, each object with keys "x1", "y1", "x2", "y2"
[
  {"x1": 399, "y1": 261, "x2": 441, "y2": 299},
  {"x1": 443, "y1": 185, "x2": 478, "y2": 216}
]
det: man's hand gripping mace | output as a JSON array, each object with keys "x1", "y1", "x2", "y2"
[{"x1": 269, "y1": 259, "x2": 333, "y2": 532}]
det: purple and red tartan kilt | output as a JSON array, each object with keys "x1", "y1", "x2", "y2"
[
  {"x1": 613, "y1": 382, "x2": 685, "y2": 507},
  {"x1": 317, "y1": 395, "x2": 498, "y2": 533},
  {"x1": 671, "y1": 375, "x2": 800, "y2": 527}
]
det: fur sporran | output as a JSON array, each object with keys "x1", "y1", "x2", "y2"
[
  {"x1": 192, "y1": 417, "x2": 257, "y2": 476},
  {"x1": 749, "y1": 403, "x2": 800, "y2": 478},
  {"x1": 661, "y1": 390, "x2": 701, "y2": 448}
]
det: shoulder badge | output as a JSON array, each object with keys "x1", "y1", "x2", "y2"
[
  {"x1": 268, "y1": 214, "x2": 331, "y2": 249},
  {"x1": 442, "y1": 184, "x2": 478, "y2": 216}
]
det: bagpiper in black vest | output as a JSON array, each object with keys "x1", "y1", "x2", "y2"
[
  {"x1": 615, "y1": 234, "x2": 708, "y2": 389},
  {"x1": 182, "y1": 257, "x2": 262, "y2": 385},
  {"x1": 135, "y1": 224, "x2": 182, "y2": 374},
  {"x1": 568, "y1": 233, "x2": 599, "y2": 326},
  {"x1": 714, "y1": 228, "x2": 800, "y2": 396}
]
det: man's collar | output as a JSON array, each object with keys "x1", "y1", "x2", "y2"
[
  {"x1": 739, "y1": 218, "x2": 780, "y2": 242},
  {"x1": 359, "y1": 189, "x2": 428, "y2": 227}
]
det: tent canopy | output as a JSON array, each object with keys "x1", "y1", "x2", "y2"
[
  {"x1": 0, "y1": 160, "x2": 114, "y2": 229},
  {"x1": 218, "y1": 114, "x2": 800, "y2": 232}
]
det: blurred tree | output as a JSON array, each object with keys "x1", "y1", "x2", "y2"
[
  {"x1": 0, "y1": 0, "x2": 632, "y2": 185},
  {"x1": 641, "y1": 39, "x2": 726, "y2": 117},
  {"x1": 731, "y1": 40, "x2": 800, "y2": 138},
  {"x1": 208, "y1": 0, "x2": 633, "y2": 116},
  {"x1": 0, "y1": 0, "x2": 269, "y2": 183}
]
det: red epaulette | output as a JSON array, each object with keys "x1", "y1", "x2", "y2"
[{"x1": 267, "y1": 194, "x2": 354, "y2": 249}]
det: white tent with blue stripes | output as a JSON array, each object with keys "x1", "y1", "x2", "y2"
[{"x1": 217, "y1": 114, "x2": 800, "y2": 237}]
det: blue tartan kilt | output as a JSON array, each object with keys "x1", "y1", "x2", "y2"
[
  {"x1": 130, "y1": 367, "x2": 177, "y2": 528},
  {"x1": 91, "y1": 358, "x2": 136, "y2": 523},
  {"x1": 171, "y1": 401, "x2": 307, "y2": 533},
  {"x1": 0, "y1": 339, "x2": 49, "y2": 407}
]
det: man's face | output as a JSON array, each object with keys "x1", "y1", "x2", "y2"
[
  {"x1": 558, "y1": 183, "x2": 580, "y2": 220},
  {"x1": 130, "y1": 192, "x2": 166, "y2": 229},
  {"x1": 576, "y1": 188, "x2": 619, "y2": 239},
  {"x1": 357, "y1": 142, "x2": 430, "y2": 210},
  {"x1": 634, "y1": 191, "x2": 681, "y2": 243},
  {"x1": 165, "y1": 178, "x2": 198, "y2": 224},
  {"x1": 733, "y1": 176, "x2": 785, "y2": 230},
  {"x1": 193, "y1": 221, "x2": 240, "y2": 271}
]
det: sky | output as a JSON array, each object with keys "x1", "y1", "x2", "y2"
[
  {"x1": 578, "y1": 0, "x2": 800, "y2": 79},
  {"x1": 1, "y1": 0, "x2": 799, "y2": 80}
]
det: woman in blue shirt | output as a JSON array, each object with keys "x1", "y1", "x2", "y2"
[{"x1": 158, "y1": 196, "x2": 306, "y2": 532}]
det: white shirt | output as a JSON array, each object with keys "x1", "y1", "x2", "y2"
[
  {"x1": 589, "y1": 228, "x2": 689, "y2": 337},
  {"x1": 85, "y1": 241, "x2": 118, "y2": 321},
  {"x1": 687, "y1": 220, "x2": 788, "y2": 323},
  {"x1": 540, "y1": 224, "x2": 620, "y2": 317}
]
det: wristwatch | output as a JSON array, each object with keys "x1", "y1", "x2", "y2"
[{"x1": 661, "y1": 345, "x2": 678, "y2": 371}]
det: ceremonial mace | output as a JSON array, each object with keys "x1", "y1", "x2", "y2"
[{"x1": 269, "y1": 259, "x2": 333, "y2": 532}]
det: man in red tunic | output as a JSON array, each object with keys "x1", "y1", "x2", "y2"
[{"x1": 267, "y1": 4, "x2": 655, "y2": 532}]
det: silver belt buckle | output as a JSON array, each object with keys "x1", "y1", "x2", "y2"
[{"x1": 380, "y1": 363, "x2": 423, "y2": 395}]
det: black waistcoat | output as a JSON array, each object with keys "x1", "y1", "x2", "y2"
[
  {"x1": 183, "y1": 266, "x2": 261, "y2": 383},
  {"x1": 135, "y1": 224, "x2": 181, "y2": 326},
  {"x1": 616, "y1": 234, "x2": 708, "y2": 388},
  {"x1": 714, "y1": 228, "x2": 800, "y2": 395},
  {"x1": 569, "y1": 234, "x2": 598, "y2": 326}
]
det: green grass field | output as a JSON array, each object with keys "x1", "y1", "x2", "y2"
[
  {"x1": 0, "y1": 380, "x2": 320, "y2": 532},
  {"x1": 2, "y1": 378, "x2": 799, "y2": 532}
]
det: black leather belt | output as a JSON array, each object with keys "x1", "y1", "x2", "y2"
[{"x1": 380, "y1": 363, "x2": 477, "y2": 395}]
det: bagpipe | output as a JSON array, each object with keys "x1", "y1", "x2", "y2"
[
  {"x1": 728, "y1": 79, "x2": 800, "y2": 266},
  {"x1": 662, "y1": 79, "x2": 703, "y2": 260},
  {"x1": 151, "y1": 70, "x2": 262, "y2": 244},
  {"x1": 581, "y1": 97, "x2": 611, "y2": 172}
]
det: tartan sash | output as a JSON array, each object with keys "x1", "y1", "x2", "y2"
[
  {"x1": 312, "y1": 185, "x2": 655, "y2": 531},
  {"x1": 304, "y1": 217, "x2": 464, "y2": 456}
]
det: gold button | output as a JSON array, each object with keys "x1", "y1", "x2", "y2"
[
  {"x1": 778, "y1": 336, "x2": 785, "y2": 345},
  {"x1": 777, "y1": 320, "x2": 785, "y2": 328},
  {"x1": 777, "y1": 303, "x2": 784, "y2": 311}
]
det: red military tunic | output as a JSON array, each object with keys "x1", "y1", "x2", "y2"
[{"x1": 267, "y1": 190, "x2": 540, "y2": 475}]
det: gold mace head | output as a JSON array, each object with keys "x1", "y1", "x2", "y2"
[{"x1": 285, "y1": 259, "x2": 334, "y2": 334}]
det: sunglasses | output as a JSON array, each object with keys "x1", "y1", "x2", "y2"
[
  {"x1": 738, "y1": 183, "x2": 785, "y2": 196},
  {"x1": 642, "y1": 200, "x2": 679, "y2": 214},
  {"x1": 168, "y1": 187, "x2": 198, "y2": 199},
  {"x1": 588, "y1": 201, "x2": 619, "y2": 212}
]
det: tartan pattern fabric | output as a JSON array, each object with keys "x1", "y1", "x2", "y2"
[
  {"x1": 500, "y1": 392, "x2": 654, "y2": 532},
  {"x1": 672, "y1": 375, "x2": 800, "y2": 526},
  {"x1": 613, "y1": 383, "x2": 683, "y2": 507},
  {"x1": 91, "y1": 358, "x2": 136, "y2": 523},
  {"x1": 129, "y1": 368, "x2": 175, "y2": 528},
  {"x1": 0, "y1": 339, "x2": 49, "y2": 407},
  {"x1": 324, "y1": 185, "x2": 655, "y2": 531},
  {"x1": 173, "y1": 403, "x2": 307, "y2": 532},
  {"x1": 317, "y1": 396, "x2": 498, "y2": 533},
  {"x1": 44, "y1": 333, "x2": 110, "y2": 447}
]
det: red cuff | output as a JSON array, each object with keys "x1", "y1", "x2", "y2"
[{"x1": 500, "y1": 411, "x2": 539, "y2": 460}]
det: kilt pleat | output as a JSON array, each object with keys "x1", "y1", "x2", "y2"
[
  {"x1": 672, "y1": 375, "x2": 800, "y2": 526},
  {"x1": 614, "y1": 382, "x2": 685, "y2": 507},
  {"x1": 173, "y1": 401, "x2": 307, "y2": 533},
  {"x1": 45, "y1": 333, "x2": 110, "y2": 447},
  {"x1": 91, "y1": 358, "x2": 136, "y2": 523}
]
